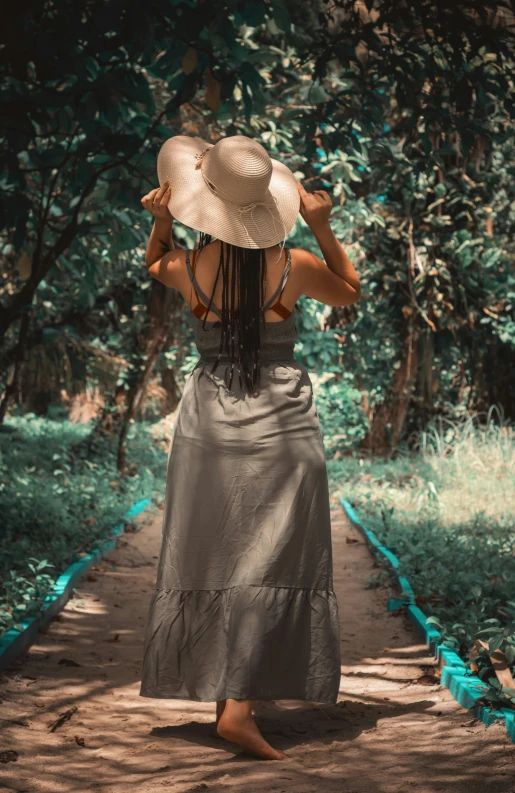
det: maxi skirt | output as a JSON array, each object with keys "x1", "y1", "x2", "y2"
[{"x1": 140, "y1": 359, "x2": 341, "y2": 703}]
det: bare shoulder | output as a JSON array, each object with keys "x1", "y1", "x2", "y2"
[
  {"x1": 147, "y1": 247, "x2": 189, "y2": 289},
  {"x1": 289, "y1": 246, "x2": 359, "y2": 307},
  {"x1": 289, "y1": 246, "x2": 322, "y2": 269}
]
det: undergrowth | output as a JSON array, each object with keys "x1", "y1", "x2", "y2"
[
  {"x1": 0, "y1": 414, "x2": 168, "y2": 638},
  {"x1": 329, "y1": 409, "x2": 515, "y2": 711}
]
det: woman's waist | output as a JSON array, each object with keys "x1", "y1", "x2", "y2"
[
  {"x1": 196, "y1": 353, "x2": 297, "y2": 366},
  {"x1": 196, "y1": 340, "x2": 296, "y2": 366}
]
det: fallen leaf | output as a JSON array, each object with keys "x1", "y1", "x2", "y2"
[
  {"x1": 75, "y1": 735, "x2": 85, "y2": 747},
  {"x1": 105, "y1": 633, "x2": 120, "y2": 644},
  {"x1": 460, "y1": 718, "x2": 478, "y2": 727},
  {"x1": 416, "y1": 674, "x2": 440, "y2": 686},
  {"x1": 471, "y1": 639, "x2": 515, "y2": 690},
  {"x1": 49, "y1": 706, "x2": 78, "y2": 733},
  {"x1": 0, "y1": 750, "x2": 18, "y2": 764}
]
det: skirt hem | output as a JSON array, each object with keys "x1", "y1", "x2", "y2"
[
  {"x1": 140, "y1": 585, "x2": 341, "y2": 706},
  {"x1": 152, "y1": 584, "x2": 335, "y2": 593},
  {"x1": 138, "y1": 688, "x2": 339, "y2": 705}
]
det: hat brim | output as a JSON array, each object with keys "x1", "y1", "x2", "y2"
[{"x1": 157, "y1": 135, "x2": 300, "y2": 249}]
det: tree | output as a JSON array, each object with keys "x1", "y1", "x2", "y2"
[{"x1": 2, "y1": 0, "x2": 515, "y2": 459}]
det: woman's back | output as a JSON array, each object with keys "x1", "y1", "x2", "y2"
[
  {"x1": 178, "y1": 241, "x2": 301, "y2": 325},
  {"x1": 186, "y1": 246, "x2": 299, "y2": 366}
]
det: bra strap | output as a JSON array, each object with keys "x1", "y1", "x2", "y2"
[
  {"x1": 185, "y1": 250, "x2": 223, "y2": 321},
  {"x1": 186, "y1": 248, "x2": 292, "y2": 322},
  {"x1": 262, "y1": 249, "x2": 292, "y2": 311}
]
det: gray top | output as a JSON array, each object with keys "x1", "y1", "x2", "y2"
[{"x1": 186, "y1": 249, "x2": 298, "y2": 364}]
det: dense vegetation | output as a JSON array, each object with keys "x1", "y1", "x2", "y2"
[
  {"x1": 1, "y1": 0, "x2": 515, "y2": 714},
  {"x1": 0, "y1": 414, "x2": 167, "y2": 635},
  {"x1": 2, "y1": 1, "x2": 515, "y2": 457},
  {"x1": 331, "y1": 413, "x2": 515, "y2": 710}
]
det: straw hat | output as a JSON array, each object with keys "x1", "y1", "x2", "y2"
[{"x1": 157, "y1": 134, "x2": 300, "y2": 249}]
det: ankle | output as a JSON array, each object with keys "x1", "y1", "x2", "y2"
[{"x1": 219, "y1": 709, "x2": 246, "y2": 726}]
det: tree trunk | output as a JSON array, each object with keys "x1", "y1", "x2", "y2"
[
  {"x1": 0, "y1": 219, "x2": 79, "y2": 346},
  {"x1": 116, "y1": 322, "x2": 170, "y2": 474},
  {"x1": 361, "y1": 316, "x2": 421, "y2": 456},
  {"x1": 116, "y1": 283, "x2": 180, "y2": 475},
  {"x1": 161, "y1": 367, "x2": 180, "y2": 414},
  {"x1": 0, "y1": 310, "x2": 31, "y2": 424},
  {"x1": 481, "y1": 338, "x2": 515, "y2": 420},
  {"x1": 415, "y1": 325, "x2": 435, "y2": 426}
]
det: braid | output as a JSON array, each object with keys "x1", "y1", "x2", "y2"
[
  {"x1": 198, "y1": 232, "x2": 212, "y2": 250},
  {"x1": 198, "y1": 233, "x2": 266, "y2": 397}
]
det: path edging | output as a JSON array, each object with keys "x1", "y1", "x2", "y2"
[
  {"x1": 0, "y1": 498, "x2": 151, "y2": 672},
  {"x1": 340, "y1": 497, "x2": 515, "y2": 744}
]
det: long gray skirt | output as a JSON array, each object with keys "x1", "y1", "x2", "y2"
[{"x1": 140, "y1": 359, "x2": 341, "y2": 703}]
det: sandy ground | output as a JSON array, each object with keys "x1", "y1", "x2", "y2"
[{"x1": 1, "y1": 503, "x2": 515, "y2": 793}]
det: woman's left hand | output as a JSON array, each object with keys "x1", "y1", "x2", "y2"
[{"x1": 141, "y1": 181, "x2": 172, "y2": 222}]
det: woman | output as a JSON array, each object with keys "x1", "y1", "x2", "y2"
[{"x1": 139, "y1": 134, "x2": 361, "y2": 761}]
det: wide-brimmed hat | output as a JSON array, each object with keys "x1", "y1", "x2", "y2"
[{"x1": 157, "y1": 134, "x2": 300, "y2": 249}]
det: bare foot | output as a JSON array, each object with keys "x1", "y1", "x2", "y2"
[
  {"x1": 217, "y1": 710, "x2": 287, "y2": 760},
  {"x1": 212, "y1": 699, "x2": 227, "y2": 738}
]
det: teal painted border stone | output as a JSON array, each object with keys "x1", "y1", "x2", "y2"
[
  {"x1": 339, "y1": 497, "x2": 515, "y2": 745},
  {"x1": 0, "y1": 498, "x2": 151, "y2": 672}
]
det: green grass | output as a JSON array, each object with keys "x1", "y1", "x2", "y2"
[
  {"x1": 0, "y1": 414, "x2": 168, "y2": 637},
  {"x1": 328, "y1": 410, "x2": 515, "y2": 711}
]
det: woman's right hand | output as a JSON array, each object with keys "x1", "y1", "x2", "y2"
[
  {"x1": 141, "y1": 181, "x2": 172, "y2": 223},
  {"x1": 297, "y1": 182, "x2": 332, "y2": 233}
]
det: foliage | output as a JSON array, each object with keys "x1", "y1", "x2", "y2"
[
  {"x1": 2, "y1": 1, "x2": 515, "y2": 638},
  {"x1": 2, "y1": 1, "x2": 515, "y2": 444},
  {"x1": 379, "y1": 510, "x2": 515, "y2": 710},
  {"x1": 329, "y1": 413, "x2": 515, "y2": 708},
  {"x1": 0, "y1": 560, "x2": 55, "y2": 635},
  {"x1": 2, "y1": 4, "x2": 515, "y2": 719},
  {"x1": 0, "y1": 414, "x2": 167, "y2": 638},
  {"x1": 311, "y1": 372, "x2": 368, "y2": 456}
]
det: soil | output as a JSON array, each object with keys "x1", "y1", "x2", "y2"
[{"x1": 1, "y1": 504, "x2": 514, "y2": 793}]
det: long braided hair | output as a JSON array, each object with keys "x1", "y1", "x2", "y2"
[{"x1": 196, "y1": 232, "x2": 268, "y2": 397}]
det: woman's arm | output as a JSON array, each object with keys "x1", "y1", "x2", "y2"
[
  {"x1": 295, "y1": 182, "x2": 361, "y2": 306},
  {"x1": 141, "y1": 182, "x2": 186, "y2": 287},
  {"x1": 146, "y1": 218, "x2": 174, "y2": 267}
]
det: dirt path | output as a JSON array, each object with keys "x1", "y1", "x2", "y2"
[{"x1": 1, "y1": 504, "x2": 515, "y2": 793}]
